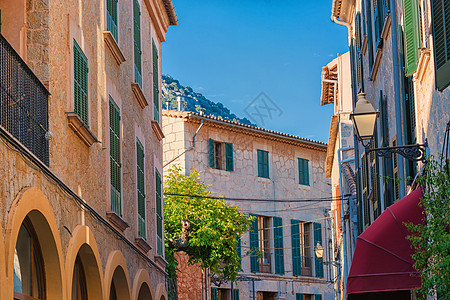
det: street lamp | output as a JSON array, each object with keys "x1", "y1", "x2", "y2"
[
  {"x1": 350, "y1": 92, "x2": 428, "y2": 163},
  {"x1": 315, "y1": 242, "x2": 324, "y2": 259}
]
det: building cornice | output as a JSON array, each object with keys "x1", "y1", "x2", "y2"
[
  {"x1": 331, "y1": 0, "x2": 356, "y2": 24},
  {"x1": 325, "y1": 115, "x2": 339, "y2": 178},
  {"x1": 143, "y1": 0, "x2": 177, "y2": 43},
  {"x1": 163, "y1": 110, "x2": 328, "y2": 152}
]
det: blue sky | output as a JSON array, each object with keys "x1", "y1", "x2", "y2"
[{"x1": 162, "y1": 0, "x2": 349, "y2": 143}]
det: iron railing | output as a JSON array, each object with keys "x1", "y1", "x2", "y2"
[{"x1": 0, "y1": 33, "x2": 49, "y2": 165}]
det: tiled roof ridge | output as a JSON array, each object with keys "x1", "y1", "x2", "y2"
[{"x1": 162, "y1": 109, "x2": 327, "y2": 148}]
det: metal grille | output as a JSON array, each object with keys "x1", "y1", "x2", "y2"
[{"x1": 0, "y1": 33, "x2": 49, "y2": 165}]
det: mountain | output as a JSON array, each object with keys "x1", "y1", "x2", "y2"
[{"x1": 161, "y1": 75, "x2": 254, "y2": 126}]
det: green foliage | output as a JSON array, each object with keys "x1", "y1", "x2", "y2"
[
  {"x1": 164, "y1": 166, "x2": 252, "y2": 285},
  {"x1": 406, "y1": 156, "x2": 450, "y2": 299}
]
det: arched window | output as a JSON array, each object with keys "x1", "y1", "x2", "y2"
[
  {"x1": 72, "y1": 255, "x2": 87, "y2": 300},
  {"x1": 13, "y1": 218, "x2": 45, "y2": 300}
]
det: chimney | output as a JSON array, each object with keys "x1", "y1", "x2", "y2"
[
  {"x1": 177, "y1": 96, "x2": 185, "y2": 111},
  {"x1": 165, "y1": 99, "x2": 171, "y2": 110}
]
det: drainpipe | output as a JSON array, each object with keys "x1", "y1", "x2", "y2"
[
  {"x1": 331, "y1": 16, "x2": 353, "y2": 47},
  {"x1": 390, "y1": 0, "x2": 406, "y2": 198},
  {"x1": 337, "y1": 146, "x2": 354, "y2": 298},
  {"x1": 163, "y1": 120, "x2": 204, "y2": 168}
]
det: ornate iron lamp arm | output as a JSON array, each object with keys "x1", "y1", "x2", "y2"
[{"x1": 366, "y1": 140, "x2": 428, "y2": 163}]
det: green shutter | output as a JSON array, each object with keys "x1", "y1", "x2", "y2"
[
  {"x1": 298, "y1": 158, "x2": 309, "y2": 186},
  {"x1": 250, "y1": 214, "x2": 260, "y2": 273},
  {"x1": 257, "y1": 150, "x2": 269, "y2": 178},
  {"x1": 315, "y1": 295, "x2": 323, "y2": 300},
  {"x1": 74, "y1": 40, "x2": 89, "y2": 126},
  {"x1": 209, "y1": 138, "x2": 215, "y2": 168},
  {"x1": 106, "y1": 0, "x2": 118, "y2": 41},
  {"x1": 156, "y1": 169, "x2": 163, "y2": 255},
  {"x1": 403, "y1": 0, "x2": 421, "y2": 76},
  {"x1": 313, "y1": 222, "x2": 324, "y2": 278},
  {"x1": 380, "y1": 93, "x2": 395, "y2": 208},
  {"x1": 211, "y1": 287, "x2": 218, "y2": 300},
  {"x1": 153, "y1": 40, "x2": 160, "y2": 122},
  {"x1": 432, "y1": 0, "x2": 450, "y2": 90},
  {"x1": 370, "y1": 130, "x2": 380, "y2": 218},
  {"x1": 226, "y1": 142, "x2": 234, "y2": 171},
  {"x1": 137, "y1": 139, "x2": 146, "y2": 238},
  {"x1": 232, "y1": 289, "x2": 239, "y2": 300},
  {"x1": 291, "y1": 219, "x2": 302, "y2": 276},
  {"x1": 133, "y1": 0, "x2": 142, "y2": 87},
  {"x1": 236, "y1": 235, "x2": 241, "y2": 263},
  {"x1": 296, "y1": 294, "x2": 304, "y2": 300},
  {"x1": 109, "y1": 98, "x2": 121, "y2": 216},
  {"x1": 367, "y1": 0, "x2": 374, "y2": 71},
  {"x1": 273, "y1": 217, "x2": 285, "y2": 274}
]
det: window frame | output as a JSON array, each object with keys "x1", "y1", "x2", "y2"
[
  {"x1": 73, "y1": 39, "x2": 89, "y2": 126},
  {"x1": 106, "y1": 0, "x2": 119, "y2": 41},
  {"x1": 136, "y1": 138, "x2": 146, "y2": 239},
  {"x1": 109, "y1": 97, "x2": 122, "y2": 216},
  {"x1": 257, "y1": 149, "x2": 269, "y2": 179}
]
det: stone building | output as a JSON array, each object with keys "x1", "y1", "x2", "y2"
[
  {"x1": 331, "y1": 0, "x2": 450, "y2": 298},
  {"x1": 163, "y1": 109, "x2": 334, "y2": 300},
  {"x1": 320, "y1": 52, "x2": 357, "y2": 300},
  {"x1": 0, "y1": 0, "x2": 176, "y2": 299}
]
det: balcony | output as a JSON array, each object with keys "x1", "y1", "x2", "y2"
[{"x1": 0, "y1": 33, "x2": 49, "y2": 165}]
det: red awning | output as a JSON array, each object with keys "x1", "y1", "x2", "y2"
[{"x1": 347, "y1": 187, "x2": 424, "y2": 296}]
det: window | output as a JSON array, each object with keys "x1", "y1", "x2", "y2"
[
  {"x1": 273, "y1": 217, "x2": 284, "y2": 275},
  {"x1": 369, "y1": 132, "x2": 380, "y2": 219},
  {"x1": 249, "y1": 214, "x2": 260, "y2": 273},
  {"x1": 257, "y1": 149, "x2": 269, "y2": 178},
  {"x1": 110, "y1": 98, "x2": 121, "y2": 216},
  {"x1": 74, "y1": 40, "x2": 89, "y2": 126},
  {"x1": 106, "y1": 0, "x2": 118, "y2": 41},
  {"x1": 259, "y1": 216, "x2": 271, "y2": 273},
  {"x1": 72, "y1": 256, "x2": 87, "y2": 300},
  {"x1": 232, "y1": 289, "x2": 239, "y2": 300},
  {"x1": 431, "y1": 0, "x2": 450, "y2": 90},
  {"x1": 301, "y1": 222, "x2": 312, "y2": 276},
  {"x1": 291, "y1": 219, "x2": 302, "y2": 276},
  {"x1": 133, "y1": 0, "x2": 142, "y2": 87},
  {"x1": 313, "y1": 222, "x2": 324, "y2": 278},
  {"x1": 366, "y1": 0, "x2": 374, "y2": 71},
  {"x1": 403, "y1": 0, "x2": 421, "y2": 76},
  {"x1": 152, "y1": 40, "x2": 159, "y2": 122},
  {"x1": 155, "y1": 169, "x2": 163, "y2": 255},
  {"x1": 14, "y1": 218, "x2": 45, "y2": 300},
  {"x1": 208, "y1": 139, "x2": 233, "y2": 171},
  {"x1": 361, "y1": 151, "x2": 370, "y2": 228},
  {"x1": 136, "y1": 139, "x2": 145, "y2": 238},
  {"x1": 298, "y1": 158, "x2": 309, "y2": 186}
]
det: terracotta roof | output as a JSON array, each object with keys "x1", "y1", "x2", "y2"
[{"x1": 163, "y1": 110, "x2": 327, "y2": 151}]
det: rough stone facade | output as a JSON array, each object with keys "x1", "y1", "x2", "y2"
[
  {"x1": 0, "y1": 0, "x2": 177, "y2": 299},
  {"x1": 163, "y1": 110, "x2": 334, "y2": 300}
]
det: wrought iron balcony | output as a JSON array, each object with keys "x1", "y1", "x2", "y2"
[{"x1": 0, "y1": 33, "x2": 49, "y2": 165}]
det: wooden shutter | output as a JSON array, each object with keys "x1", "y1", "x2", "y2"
[
  {"x1": 74, "y1": 40, "x2": 89, "y2": 126},
  {"x1": 315, "y1": 295, "x2": 323, "y2": 300},
  {"x1": 232, "y1": 289, "x2": 239, "y2": 300},
  {"x1": 236, "y1": 235, "x2": 241, "y2": 263},
  {"x1": 273, "y1": 217, "x2": 284, "y2": 275},
  {"x1": 226, "y1": 142, "x2": 234, "y2": 171},
  {"x1": 109, "y1": 98, "x2": 121, "y2": 216},
  {"x1": 136, "y1": 139, "x2": 146, "y2": 238},
  {"x1": 370, "y1": 132, "x2": 380, "y2": 219},
  {"x1": 133, "y1": 0, "x2": 142, "y2": 87},
  {"x1": 379, "y1": 93, "x2": 395, "y2": 208},
  {"x1": 257, "y1": 150, "x2": 269, "y2": 178},
  {"x1": 211, "y1": 287, "x2": 218, "y2": 300},
  {"x1": 298, "y1": 158, "x2": 309, "y2": 186},
  {"x1": 313, "y1": 222, "x2": 324, "y2": 278},
  {"x1": 208, "y1": 138, "x2": 215, "y2": 168},
  {"x1": 107, "y1": 0, "x2": 118, "y2": 41},
  {"x1": 155, "y1": 169, "x2": 163, "y2": 255},
  {"x1": 152, "y1": 40, "x2": 160, "y2": 122},
  {"x1": 250, "y1": 214, "x2": 260, "y2": 273},
  {"x1": 392, "y1": 137, "x2": 400, "y2": 201},
  {"x1": 291, "y1": 219, "x2": 302, "y2": 276},
  {"x1": 296, "y1": 294, "x2": 304, "y2": 300},
  {"x1": 361, "y1": 151, "x2": 370, "y2": 228},
  {"x1": 432, "y1": 0, "x2": 450, "y2": 90},
  {"x1": 367, "y1": 0, "x2": 374, "y2": 71},
  {"x1": 403, "y1": 0, "x2": 421, "y2": 76}
]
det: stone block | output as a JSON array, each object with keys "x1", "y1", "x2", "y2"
[
  {"x1": 27, "y1": 45, "x2": 42, "y2": 60},
  {"x1": 33, "y1": 29, "x2": 49, "y2": 45}
]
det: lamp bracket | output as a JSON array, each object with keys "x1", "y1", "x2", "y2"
[{"x1": 367, "y1": 140, "x2": 428, "y2": 163}]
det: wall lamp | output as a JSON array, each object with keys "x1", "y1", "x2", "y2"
[{"x1": 350, "y1": 92, "x2": 428, "y2": 163}]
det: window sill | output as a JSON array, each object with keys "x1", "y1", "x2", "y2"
[
  {"x1": 154, "y1": 254, "x2": 168, "y2": 269},
  {"x1": 415, "y1": 48, "x2": 431, "y2": 83},
  {"x1": 103, "y1": 31, "x2": 126, "y2": 65},
  {"x1": 106, "y1": 211, "x2": 129, "y2": 232},
  {"x1": 361, "y1": 35, "x2": 368, "y2": 55},
  {"x1": 135, "y1": 236, "x2": 152, "y2": 253},
  {"x1": 381, "y1": 14, "x2": 391, "y2": 40},
  {"x1": 66, "y1": 112, "x2": 99, "y2": 147},
  {"x1": 257, "y1": 176, "x2": 271, "y2": 183},
  {"x1": 370, "y1": 39, "x2": 384, "y2": 81},
  {"x1": 131, "y1": 82, "x2": 149, "y2": 109},
  {"x1": 151, "y1": 120, "x2": 165, "y2": 141}
]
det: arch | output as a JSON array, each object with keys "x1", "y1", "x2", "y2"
[
  {"x1": 66, "y1": 225, "x2": 104, "y2": 300},
  {"x1": 155, "y1": 282, "x2": 168, "y2": 300},
  {"x1": 104, "y1": 250, "x2": 131, "y2": 300},
  {"x1": 131, "y1": 269, "x2": 154, "y2": 300},
  {"x1": 5, "y1": 187, "x2": 65, "y2": 299}
]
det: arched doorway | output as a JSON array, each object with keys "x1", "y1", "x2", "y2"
[
  {"x1": 137, "y1": 282, "x2": 152, "y2": 300},
  {"x1": 109, "y1": 266, "x2": 130, "y2": 300}
]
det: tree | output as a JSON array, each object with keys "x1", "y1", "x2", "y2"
[
  {"x1": 164, "y1": 166, "x2": 252, "y2": 288},
  {"x1": 407, "y1": 156, "x2": 450, "y2": 299}
]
